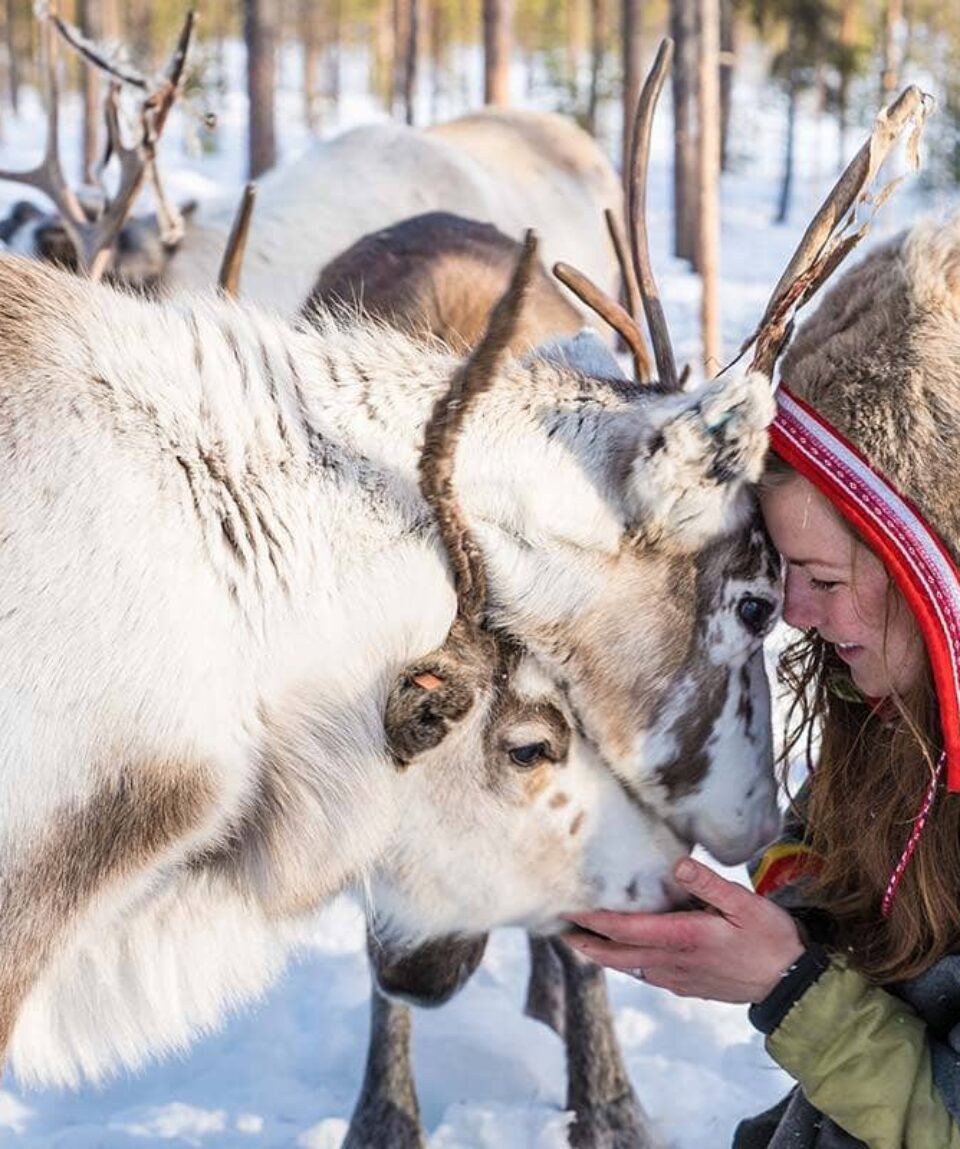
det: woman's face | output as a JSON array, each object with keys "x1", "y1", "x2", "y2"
[{"x1": 761, "y1": 475, "x2": 925, "y2": 698}]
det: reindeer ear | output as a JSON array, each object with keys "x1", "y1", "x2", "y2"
[
  {"x1": 626, "y1": 370, "x2": 775, "y2": 552},
  {"x1": 384, "y1": 655, "x2": 482, "y2": 768}
]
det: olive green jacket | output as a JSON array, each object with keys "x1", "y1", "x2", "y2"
[{"x1": 762, "y1": 958, "x2": 960, "y2": 1148}]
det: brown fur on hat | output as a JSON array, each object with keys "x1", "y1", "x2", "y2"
[{"x1": 780, "y1": 214, "x2": 960, "y2": 563}]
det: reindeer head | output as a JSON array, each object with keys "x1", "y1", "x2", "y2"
[{"x1": 355, "y1": 221, "x2": 777, "y2": 953}]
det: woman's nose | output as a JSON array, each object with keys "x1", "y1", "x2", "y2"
[{"x1": 782, "y1": 572, "x2": 821, "y2": 631}]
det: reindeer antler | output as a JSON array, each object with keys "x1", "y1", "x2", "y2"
[
  {"x1": 548, "y1": 39, "x2": 676, "y2": 390},
  {"x1": 0, "y1": 7, "x2": 195, "y2": 279},
  {"x1": 218, "y1": 184, "x2": 258, "y2": 298},
  {"x1": 419, "y1": 230, "x2": 538, "y2": 627},
  {"x1": 553, "y1": 259, "x2": 653, "y2": 381},
  {"x1": 743, "y1": 84, "x2": 932, "y2": 379},
  {"x1": 626, "y1": 39, "x2": 678, "y2": 390}
]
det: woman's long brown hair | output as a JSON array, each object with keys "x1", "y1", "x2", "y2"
[{"x1": 778, "y1": 593, "x2": 960, "y2": 984}]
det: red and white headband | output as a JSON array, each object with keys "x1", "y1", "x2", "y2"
[{"x1": 771, "y1": 385, "x2": 960, "y2": 793}]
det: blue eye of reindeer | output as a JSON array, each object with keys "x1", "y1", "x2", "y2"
[{"x1": 737, "y1": 595, "x2": 775, "y2": 635}]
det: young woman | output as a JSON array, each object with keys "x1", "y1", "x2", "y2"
[{"x1": 565, "y1": 216, "x2": 960, "y2": 1148}]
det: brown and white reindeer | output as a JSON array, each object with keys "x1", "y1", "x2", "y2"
[{"x1": 0, "y1": 135, "x2": 790, "y2": 1096}]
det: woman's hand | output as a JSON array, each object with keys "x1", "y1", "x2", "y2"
[{"x1": 563, "y1": 858, "x2": 805, "y2": 1003}]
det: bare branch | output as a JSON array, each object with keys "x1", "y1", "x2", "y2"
[
  {"x1": 419, "y1": 230, "x2": 538, "y2": 626},
  {"x1": 218, "y1": 184, "x2": 257, "y2": 298},
  {"x1": 553, "y1": 260, "x2": 653, "y2": 381},
  {"x1": 626, "y1": 38, "x2": 678, "y2": 390}
]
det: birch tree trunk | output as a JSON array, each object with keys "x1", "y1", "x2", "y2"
[
  {"x1": 697, "y1": 0, "x2": 721, "y2": 373},
  {"x1": 483, "y1": 0, "x2": 512, "y2": 106},
  {"x1": 245, "y1": 0, "x2": 278, "y2": 179}
]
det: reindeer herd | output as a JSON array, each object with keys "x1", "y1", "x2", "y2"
[{"x1": 0, "y1": 9, "x2": 930, "y2": 1148}]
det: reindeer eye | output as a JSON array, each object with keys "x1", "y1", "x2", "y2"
[
  {"x1": 509, "y1": 742, "x2": 549, "y2": 768},
  {"x1": 737, "y1": 595, "x2": 775, "y2": 635}
]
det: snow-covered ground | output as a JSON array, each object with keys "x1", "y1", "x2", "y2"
[{"x1": 0, "y1": 29, "x2": 957, "y2": 1149}]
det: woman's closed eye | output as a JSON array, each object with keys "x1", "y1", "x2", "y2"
[{"x1": 809, "y1": 576, "x2": 843, "y2": 592}]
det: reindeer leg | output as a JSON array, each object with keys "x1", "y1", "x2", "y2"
[
  {"x1": 343, "y1": 981, "x2": 426, "y2": 1149},
  {"x1": 524, "y1": 934, "x2": 567, "y2": 1039},
  {"x1": 555, "y1": 941, "x2": 660, "y2": 1149},
  {"x1": 0, "y1": 763, "x2": 215, "y2": 1065}
]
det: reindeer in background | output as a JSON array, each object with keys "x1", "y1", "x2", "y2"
[
  {"x1": 0, "y1": 9, "x2": 194, "y2": 286},
  {"x1": 0, "y1": 9, "x2": 622, "y2": 320}
]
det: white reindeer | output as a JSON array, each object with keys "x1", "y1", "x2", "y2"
[
  {"x1": 0, "y1": 219, "x2": 780, "y2": 1091},
  {"x1": 314, "y1": 212, "x2": 669, "y2": 1149}
]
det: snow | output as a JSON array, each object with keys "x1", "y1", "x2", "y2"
[{"x1": 0, "y1": 28, "x2": 957, "y2": 1149}]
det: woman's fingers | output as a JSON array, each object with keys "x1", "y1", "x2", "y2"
[
  {"x1": 562, "y1": 858, "x2": 808, "y2": 1003},
  {"x1": 671, "y1": 858, "x2": 757, "y2": 923},
  {"x1": 564, "y1": 908, "x2": 697, "y2": 948}
]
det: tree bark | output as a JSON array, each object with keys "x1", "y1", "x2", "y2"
[
  {"x1": 776, "y1": 22, "x2": 798, "y2": 225},
  {"x1": 429, "y1": 0, "x2": 446, "y2": 122},
  {"x1": 880, "y1": 0, "x2": 902, "y2": 101},
  {"x1": 586, "y1": 0, "x2": 608, "y2": 137},
  {"x1": 300, "y1": 0, "x2": 321, "y2": 134},
  {"x1": 126, "y1": 0, "x2": 154, "y2": 67},
  {"x1": 4, "y1": 0, "x2": 18, "y2": 115},
  {"x1": 78, "y1": 0, "x2": 104, "y2": 183},
  {"x1": 328, "y1": 0, "x2": 343, "y2": 112},
  {"x1": 401, "y1": 0, "x2": 419, "y2": 125},
  {"x1": 697, "y1": 0, "x2": 721, "y2": 373},
  {"x1": 621, "y1": 0, "x2": 642, "y2": 182},
  {"x1": 670, "y1": 0, "x2": 699, "y2": 264},
  {"x1": 245, "y1": 0, "x2": 278, "y2": 179},
  {"x1": 719, "y1": 0, "x2": 734, "y2": 171},
  {"x1": 392, "y1": 0, "x2": 408, "y2": 115},
  {"x1": 483, "y1": 0, "x2": 512, "y2": 106},
  {"x1": 373, "y1": 0, "x2": 394, "y2": 110},
  {"x1": 836, "y1": 0, "x2": 856, "y2": 170}
]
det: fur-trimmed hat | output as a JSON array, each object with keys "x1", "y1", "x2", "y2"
[{"x1": 780, "y1": 214, "x2": 960, "y2": 565}]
